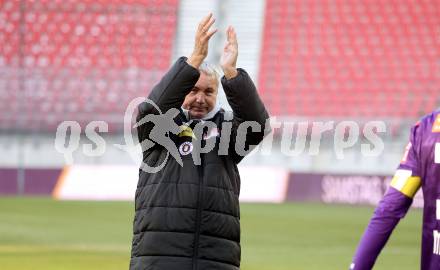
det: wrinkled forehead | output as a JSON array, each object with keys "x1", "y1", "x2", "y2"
[{"x1": 196, "y1": 71, "x2": 219, "y2": 91}]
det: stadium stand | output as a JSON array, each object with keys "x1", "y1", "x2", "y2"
[
  {"x1": 3, "y1": 0, "x2": 437, "y2": 133},
  {"x1": 0, "y1": 0, "x2": 178, "y2": 132},
  {"x1": 259, "y1": 0, "x2": 439, "y2": 119}
]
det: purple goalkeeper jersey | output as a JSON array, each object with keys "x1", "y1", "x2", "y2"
[{"x1": 351, "y1": 110, "x2": 440, "y2": 270}]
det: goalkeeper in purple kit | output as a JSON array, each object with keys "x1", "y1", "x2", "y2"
[{"x1": 350, "y1": 110, "x2": 440, "y2": 270}]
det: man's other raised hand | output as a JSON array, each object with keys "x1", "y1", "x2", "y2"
[{"x1": 220, "y1": 26, "x2": 238, "y2": 80}]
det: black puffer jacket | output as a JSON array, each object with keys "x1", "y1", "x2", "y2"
[{"x1": 130, "y1": 57, "x2": 270, "y2": 270}]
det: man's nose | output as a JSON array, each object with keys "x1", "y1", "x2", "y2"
[{"x1": 195, "y1": 93, "x2": 205, "y2": 103}]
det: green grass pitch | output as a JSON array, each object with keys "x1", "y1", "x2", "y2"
[{"x1": 0, "y1": 197, "x2": 421, "y2": 269}]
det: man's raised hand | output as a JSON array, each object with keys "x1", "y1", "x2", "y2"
[
  {"x1": 220, "y1": 26, "x2": 238, "y2": 79},
  {"x1": 187, "y1": 13, "x2": 217, "y2": 69}
]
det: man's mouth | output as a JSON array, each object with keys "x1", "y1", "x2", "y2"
[{"x1": 191, "y1": 107, "x2": 207, "y2": 112}]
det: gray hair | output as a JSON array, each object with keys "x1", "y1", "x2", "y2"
[{"x1": 199, "y1": 62, "x2": 220, "y2": 83}]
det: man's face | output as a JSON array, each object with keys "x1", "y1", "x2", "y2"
[{"x1": 182, "y1": 72, "x2": 218, "y2": 119}]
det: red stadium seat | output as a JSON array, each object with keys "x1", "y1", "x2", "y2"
[
  {"x1": 0, "y1": 0, "x2": 179, "y2": 132},
  {"x1": 259, "y1": 0, "x2": 440, "y2": 120}
]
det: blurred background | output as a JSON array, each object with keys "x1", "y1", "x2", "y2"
[{"x1": 0, "y1": 0, "x2": 439, "y2": 269}]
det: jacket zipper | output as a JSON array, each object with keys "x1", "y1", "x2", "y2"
[{"x1": 193, "y1": 150, "x2": 204, "y2": 270}]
